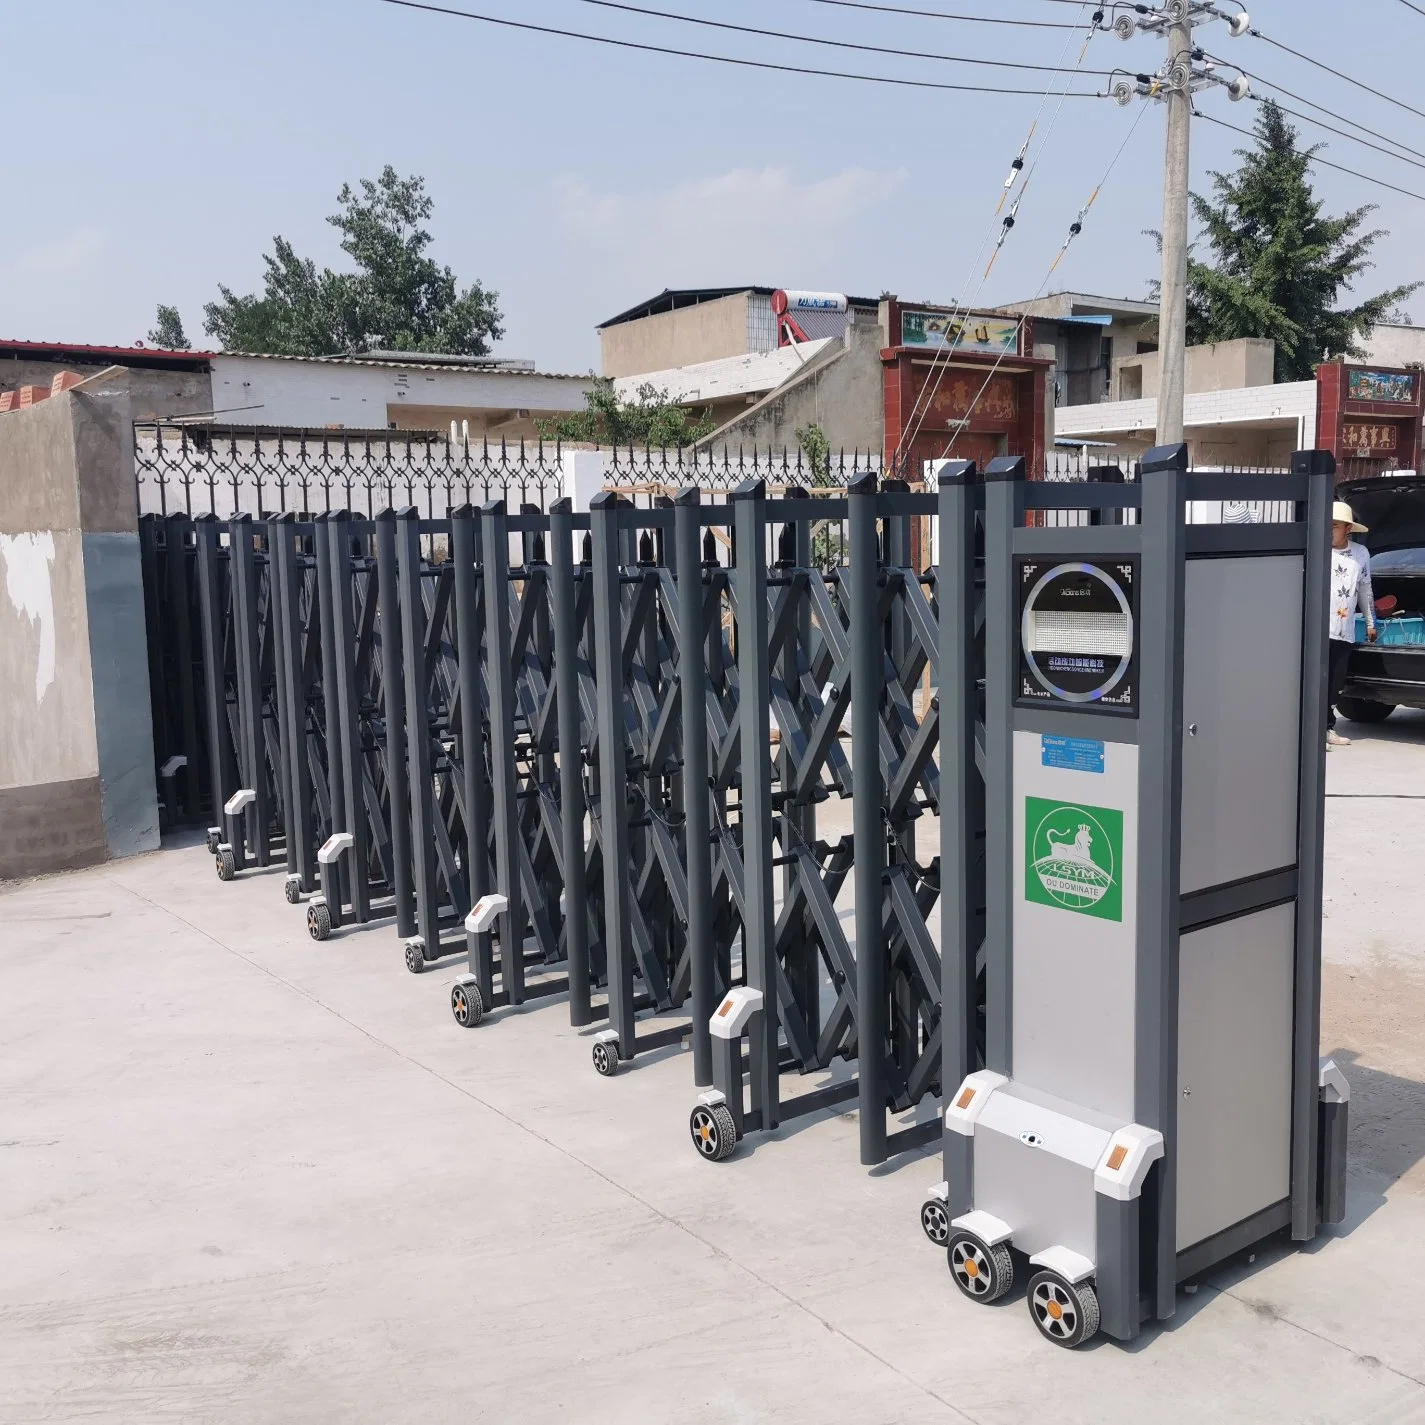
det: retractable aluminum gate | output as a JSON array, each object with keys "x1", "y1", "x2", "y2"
[{"x1": 142, "y1": 454, "x2": 1342, "y2": 1207}]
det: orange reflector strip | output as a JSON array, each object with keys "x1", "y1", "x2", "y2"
[
  {"x1": 956, "y1": 1087, "x2": 976, "y2": 1110},
  {"x1": 717, "y1": 1000, "x2": 735, "y2": 1017},
  {"x1": 1106, "y1": 1144, "x2": 1129, "y2": 1171}
]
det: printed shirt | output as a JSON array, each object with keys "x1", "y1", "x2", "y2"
[{"x1": 1329, "y1": 540, "x2": 1375, "y2": 643}]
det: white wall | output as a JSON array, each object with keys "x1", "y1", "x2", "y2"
[
  {"x1": 209, "y1": 355, "x2": 593, "y2": 430},
  {"x1": 1358, "y1": 323, "x2": 1425, "y2": 369}
]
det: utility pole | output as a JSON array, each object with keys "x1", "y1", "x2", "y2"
[
  {"x1": 1156, "y1": 8, "x2": 1194, "y2": 446},
  {"x1": 1112, "y1": 3, "x2": 1252, "y2": 445}
]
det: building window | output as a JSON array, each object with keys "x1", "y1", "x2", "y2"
[{"x1": 1120, "y1": 365, "x2": 1144, "y2": 401}]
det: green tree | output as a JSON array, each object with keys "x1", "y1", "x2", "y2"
[
  {"x1": 1152, "y1": 102, "x2": 1418, "y2": 381},
  {"x1": 795, "y1": 421, "x2": 834, "y2": 487},
  {"x1": 203, "y1": 167, "x2": 503, "y2": 357},
  {"x1": 147, "y1": 304, "x2": 190, "y2": 350},
  {"x1": 538, "y1": 379, "x2": 717, "y2": 446}
]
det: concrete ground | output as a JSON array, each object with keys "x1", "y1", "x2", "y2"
[{"x1": 2, "y1": 713, "x2": 1424, "y2": 1424}]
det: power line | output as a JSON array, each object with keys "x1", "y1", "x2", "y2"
[
  {"x1": 793, "y1": 0, "x2": 1089, "y2": 31},
  {"x1": 1395, "y1": 0, "x2": 1425, "y2": 17},
  {"x1": 1248, "y1": 29, "x2": 1425, "y2": 126},
  {"x1": 377, "y1": 0, "x2": 1107, "y2": 96},
  {"x1": 572, "y1": 0, "x2": 1119, "y2": 77},
  {"x1": 1198, "y1": 111, "x2": 1425, "y2": 205},
  {"x1": 1201, "y1": 53, "x2": 1425, "y2": 168},
  {"x1": 1262, "y1": 98, "x2": 1425, "y2": 176}
]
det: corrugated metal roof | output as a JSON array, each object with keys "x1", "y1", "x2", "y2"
[
  {"x1": 214, "y1": 350, "x2": 593, "y2": 380},
  {"x1": 612, "y1": 339, "x2": 836, "y2": 405},
  {"x1": 0, "y1": 338, "x2": 213, "y2": 369}
]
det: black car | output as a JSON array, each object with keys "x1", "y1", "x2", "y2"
[{"x1": 1335, "y1": 473, "x2": 1425, "y2": 722}]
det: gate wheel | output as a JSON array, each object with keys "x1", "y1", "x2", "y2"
[
  {"x1": 947, "y1": 1231, "x2": 1013, "y2": 1303},
  {"x1": 1027, "y1": 1271, "x2": 1099, "y2": 1349},
  {"x1": 284, "y1": 879, "x2": 303, "y2": 905},
  {"x1": 215, "y1": 847, "x2": 236, "y2": 882},
  {"x1": 920, "y1": 1198, "x2": 951, "y2": 1246},
  {"x1": 592, "y1": 1040, "x2": 619, "y2": 1077},
  {"x1": 405, "y1": 942, "x2": 426, "y2": 975},
  {"x1": 307, "y1": 901, "x2": 332, "y2": 942},
  {"x1": 689, "y1": 1103, "x2": 737, "y2": 1162},
  {"x1": 451, "y1": 981, "x2": 485, "y2": 1029}
]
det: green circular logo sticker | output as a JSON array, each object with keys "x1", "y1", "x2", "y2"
[{"x1": 1024, "y1": 797, "x2": 1124, "y2": 922}]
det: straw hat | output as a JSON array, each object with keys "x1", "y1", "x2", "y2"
[{"x1": 1332, "y1": 500, "x2": 1368, "y2": 533}]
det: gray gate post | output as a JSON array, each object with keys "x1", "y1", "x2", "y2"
[
  {"x1": 734, "y1": 479, "x2": 779, "y2": 1133},
  {"x1": 590, "y1": 493, "x2": 637, "y2": 1057},
  {"x1": 1134, "y1": 441, "x2": 1189, "y2": 1323},
  {"x1": 327, "y1": 511, "x2": 370, "y2": 923},
  {"x1": 550, "y1": 498, "x2": 592, "y2": 1025},
  {"x1": 451, "y1": 505, "x2": 496, "y2": 1000},
  {"x1": 396, "y1": 507, "x2": 439, "y2": 962},
  {"x1": 1291, "y1": 448, "x2": 1336, "y2": 1239},
  {"x1": 936, "y1": 460, "x2": 979, "y2": 1205},
  {"x1": 676, "y1": 488, "x2": 716, "y2": 1086},
  {"x1": 981, "y1": 456, "x2": 1026, "y2": 1076},
  {"x1": 848, "y1": 472, "x2": 888, "y2": 1164},
  {"x1": 270, "y1": 511, "x2": 315, "y2": 891},
  {"x1": 481, "y1": 500, "x2": 526, "y2": 1005},
  {"x1": 313, "y1": 515, "x2": 348, "y2": 908},
  {"x1": 374, "y1": 511, "x2": 416, "y2": 938},
  {"x1": 193, "y1": 515, "x2": 233, "y2": 838},
  {"x1": 228, "y1": 512, "x2": 268, "y2": 867}
]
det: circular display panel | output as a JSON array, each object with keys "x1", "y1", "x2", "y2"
[{"x1": 1020, "y1": 561, "x2": 1135, "y2": 705}]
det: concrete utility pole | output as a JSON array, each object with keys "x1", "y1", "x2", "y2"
[{"x1": 1156, "y1": 8, "x2": 1194, "y2": 446}]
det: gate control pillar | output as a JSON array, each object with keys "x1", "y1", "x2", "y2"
[{"x1": 928, "y1": 445, "x2": 1347, "y2": 1348}]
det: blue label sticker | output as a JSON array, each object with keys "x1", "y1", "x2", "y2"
[{"x1": 1041, "y1": 734, "x2": 1105, "y2": 774}]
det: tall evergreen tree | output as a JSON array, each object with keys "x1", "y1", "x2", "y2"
[{"x1": 1155, "y1": 102, "x2": 1418, "y2": 380}]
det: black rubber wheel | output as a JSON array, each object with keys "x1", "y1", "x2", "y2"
[
  {"x1": 689, "y1": 1103, "x2": 737, "y2": 1161},
  {"x1": 451, "y1": 981, "x2": 484, "y2": 1028},
  {"x1": 1337, "y1": 695, "x2": 1395, "y2": 724},
  {"x1": 405, "y1": 941, "x2": 426, "y2": 975},
  {"x1": 205, "y1": 830, "x2": 221, "y2": 855},
  {"x1": 592, "y1": 1040, "x2": 619, "y2": 1077},
  {"x1": 215, "y1": 847, "x2": 236, "y2": 882},
  {"x1": 307, "y1": 901, "x2": 331, "y2": 941},
  {"x1": 284, "y1": 879, "x2": 303, "y2": 905},
  {"x1": 920, "y1": 1198, "x2": 952, "y2": 1246},
  {"x1": 947, "y1": 1231, "x2": 1013, "y2": 1303},
  {"x1": 1027, "y1": 1271, "x2": 1099, "y2": 1348}
]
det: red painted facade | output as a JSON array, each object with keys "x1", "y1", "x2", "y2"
[
  {"x1": 880, "y1": 297, "x2": 1051, "y2": 481},
  {"x1": 1316, "y1": 361, "x2": 1423, "y2": 480}
]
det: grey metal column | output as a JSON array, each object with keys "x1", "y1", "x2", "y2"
[
  {"x1": 270, "y1": 512, "x2": 315, "y2": 889},
  {"x1": 734, "y1": 480, "x2": 779, "y2": 1132},
  {"x1": 397, "y1": 508, "x2": 439, "y2": 958},
  {"x1": 936, "y1": 461, "x2": 978, "y2": 1201},
  {"x1": 452, "y1": 506, "x2": 495, "y2": 993},
  {"x1": 374, "y1": 511, "x2": 416, "y2": 938},
  {"x1": 229, "y1": 513, "x2": 268, "y2": 864},
  {"x1": 849, "y1": 473, "x2": 888, "y2": 1164},
  {"x1": 1134, "y1": 441, "x2": 1188, "y2": 1321},
  {"x1": 327, "y1": 511, "x2": 370, "y2": 922},
  {"x1": 550, "y1": 498, "x2": 592, "y2": 1025},
  {"x1": 165, "y1": 514, "x2": 203, "y2": 822},
  {"x1": 981, "y1": 456, "x2": 1025, "y2": 1075},
  {"x1": 676, "y1": 489, "x2": 716, "y2": 1085},
  {"x1": 193, "y1": 516, "x2": 233, "y2": 825},
  {"x1": 314, "y1": 515, "x2": 347, "y2": 908},
  {"x1": 591, "y1": 493, "x2": 636, "y2": 1055},
  {"x1": 482, "y1": 501, "x2": 526, "y2": 1004},
  {"x1": 1291, "y1": 448, "x2": 1335, "y2": 1239},
  {"x1": 270, "y1": 517, "x2": 297, "y2": 875}
]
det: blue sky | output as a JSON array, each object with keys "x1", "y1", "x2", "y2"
[{"x1": 4, "y1": 0, "x2": 1422, "y2": 372}]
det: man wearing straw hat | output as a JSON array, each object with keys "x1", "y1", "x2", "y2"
[{"x1": 1326, "y1": 498, "x2": 1378, "y2": 747}]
